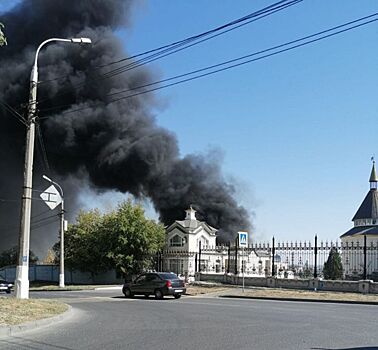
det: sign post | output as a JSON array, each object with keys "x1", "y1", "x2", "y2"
[
  {"x1": 238, "y1": 231, "x2": 248, "y2": 292},
  {"x1": 40, "y1": 182, "x2": 66, "y2": 287}
]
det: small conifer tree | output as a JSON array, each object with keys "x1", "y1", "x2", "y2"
[{"x1": 323, "y1": 247, "x2": 343, "y2": 280}]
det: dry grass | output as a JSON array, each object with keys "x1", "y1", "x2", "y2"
[
  {"x1": 184, "y1": 283, "x2": 378, "y2": 302},
  {"x1": 221, "y1": 286, "x2": 378, "y2": 302},
  {"x1": 186, "y1": 285, "x2": 232, "y2": 296},
  {"x1": 0, "y1": 297, "x2": 68, "y2": 326}
]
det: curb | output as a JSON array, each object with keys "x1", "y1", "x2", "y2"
[
  {"x1": 94, "y1": 286, "x2": 122, "y2": 291},
  {"x1": 219, "y1": 294, "x2": 378, "y2": 305},
  {"x1": 0, "y1": 304, "x2": 72, "y2": 338}
]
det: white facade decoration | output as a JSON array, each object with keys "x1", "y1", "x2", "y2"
[{"x1": 162, "y1": 207, "x2": 282, "y2": 278}]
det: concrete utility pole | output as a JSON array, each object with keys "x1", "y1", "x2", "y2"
[{"x1": 15, "y1": 37, "x2": 91, "y2": 299}]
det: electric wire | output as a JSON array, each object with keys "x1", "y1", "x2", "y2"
[
  {"x1": 0, "y1": 198, "x2": 19, "y2": 203},
  {"x1": 38, "y1": 0, "x2": 303, "y2": 84},
  {"x1": 36, "y1": 121, "x2": 51, "y2": 173},
  {"x1": 35, "y1": 0, "x2": 301, "y2": 104},
  {"x1": 30, "y1": 218, "x2": 59, "y2": 231},
  {"x1": 32, "y1": 208, "x2": 55, "y2": 220},
  {"x1": 0, "y1": 99, "x2": 28, "y2": 126},
  {"x1": 76, "y1": 0, "x2": 302, "y2": 84},
  {"x1": 38, "y1": 14, "x2": 377, "y2": 118},
  {"x1": 0, "y1": 214, "x2": 59, "y2": 235},
  {"x1": 31, "y1": 213, "x2": 59, "y2": 226},
  {"x1": 97, "y1": 0, "x2": 296, "y2": 68},
  {"x1": 104, "y1": 13, "x2": 377, "y2": 99}
]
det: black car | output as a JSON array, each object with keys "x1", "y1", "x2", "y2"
[
  {"x1": 123, "y1": 272, "x2": 186, "y2": 299},
  {"x1": 0, "y1": 278, "x2": 13, "y2": 294}
]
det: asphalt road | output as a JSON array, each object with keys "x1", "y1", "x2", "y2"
[{"x1": 1, "y1": 289, "x2": 377, "y2": 350}]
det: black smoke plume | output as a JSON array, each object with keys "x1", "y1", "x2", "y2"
[{"x1": 0, "y1": 0, "x2": 251, "y2": 256}]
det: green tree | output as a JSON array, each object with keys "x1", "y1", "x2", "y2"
[
  {"x1": 0, "y1": 22, "x2": 7, "y2": 46},
  {"x1": 54, "y1": 201, "x2": 165, "y2": 276},
  {"x1": 105, "y1": 201, "x2": 166, "y2": 275},
  {"x1": 0, "y1": 246, "x2": 38, "y2": 267},
  {"x1": 323, "y1": 247, "x2": 343, "y2": 280},
  {"x1": 53, "y1": 209, "x2": 108, "y2": 277}
]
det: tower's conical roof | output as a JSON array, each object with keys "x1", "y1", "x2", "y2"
[
  {"x1": 369, "y1": 161, "x2": 378, "y2": 183},
  {"x1": 352, "y1": 190, "x2": 378, "y2": 221},
  {"x1": 352, "y1": 162, "x2": 378, "y2": 221}
]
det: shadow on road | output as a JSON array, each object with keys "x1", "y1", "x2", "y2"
[
  {"x1": 111, "y1": 295, "x2": 178, "y2": 301},
  {"x1": 0, "y1": 336, "x2": 74, "y2": 350}
]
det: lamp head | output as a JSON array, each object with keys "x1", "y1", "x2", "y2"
[
  {"x1": 42, "y1": 174, "x2": 52, "y2": 182},
  {"x1": 71, "y1": 37, "x2": 92, "y2": 44}
]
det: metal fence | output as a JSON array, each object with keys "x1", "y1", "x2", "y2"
[{"x1": 158, "y1": 235, "x2": 378, "y2": 281}]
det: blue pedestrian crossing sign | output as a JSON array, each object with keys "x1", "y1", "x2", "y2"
[{"x1": 238, "y1": 231, "x2": 248, "y2": 248}]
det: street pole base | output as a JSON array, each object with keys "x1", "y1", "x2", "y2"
[
  {"x1": 15, "y1": 265, "x2": 29, "y2": 299},
  {"x1": 59, "y1": 274, "x2": 65, "y2": 288}
]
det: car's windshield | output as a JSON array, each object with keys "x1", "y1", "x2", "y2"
[{"x1": 158, "y1": 273, "x2": 178, "y2": 280}]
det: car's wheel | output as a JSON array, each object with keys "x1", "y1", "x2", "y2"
[
  {"x1": 154, "y1": 289, "x2": 164, "y2": 299},
  {"x1": 123, "y1": 288, "x2": 133, "y2": 298},
  {"x1": 174, "y1": 294, "x2": 181, "y2": 299}
]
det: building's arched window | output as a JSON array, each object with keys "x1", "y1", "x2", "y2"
[
  {"x1": 170, "y1": 235, "x2": 185, "y2": 247},
  {"x1": 197, "y1": 236, "x2": 209, "y2": 248}
]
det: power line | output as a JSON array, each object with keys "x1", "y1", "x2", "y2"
[
  {"x1": 35, "y1": 0, "x2": 301, "y2": 104},
  {"x1": 38, "y1": 14, "x2": 377, "y2": 118},
  {"x1": 30, "y1": 217, "x2": 59, "y2": 231},
  {"x1": 0, "y1": 213, "x2": 59, "y2": 235},
  {"x1": 37, "y1": 0, "x2": 297, "y2": 86},
  {"x1": 74, "y1": 0, "x2": 302, "y2": 84},
  {"x1": 31, "y1": 214, "x2": 59, "y2": 226},
  {"x1": 32, "y1": 208, "x2": 54, "y2": 220},
  {"x1": 105, "y1": 13, "x2": 377, "y2": 100},
  {"x1": 0, "y1": 198, "x2": 19, "y2": 203},
  {"x1": 95, "y1": 0, "x2": 297, "y2": 69},
  {"x1": 36, "y1": 121, "x2": 51, "y2": 173},
  {"x1": 0, "y1": 99, "x2": 28, "y2": 126}
]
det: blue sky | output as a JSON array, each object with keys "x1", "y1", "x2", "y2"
[
  {"x1": 1, "y1": 0, "x2": 377, "y2": 243},
  {"x1": 119, "y1": 0, "x2": 377, "y2": 242}
]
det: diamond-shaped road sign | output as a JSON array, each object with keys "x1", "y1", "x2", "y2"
[{"x1": 40, "y1": 184, "x2": 62, "y2": 210}]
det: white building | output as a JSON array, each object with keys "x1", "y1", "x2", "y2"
[
  {"x1": 340, "y1": 161, "x2": 378, "y2": 279},
  {"x1": 162, "y1": 206, "x2": 274, "y2": 278}
]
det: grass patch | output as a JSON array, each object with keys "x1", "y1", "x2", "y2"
[
  {"x1": 0, "y1": 297, "x2": 68, "y2": 326},
  {"x1": 242, "y1": 289, "x2": 378, "y2": 302},
  {"x1": 186, "y1": 283, "x2": 378, "y2": 302},
  {"x1": 223, "y1": 287, "x2": 378, "y2": 302},
  {"x1": 186, "y1": 285, "x2": 230, "y2": 296}
]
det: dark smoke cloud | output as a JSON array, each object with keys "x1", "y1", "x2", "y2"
[{"x1": 0, "y1": 0, "x2": 251, "y2": 256}]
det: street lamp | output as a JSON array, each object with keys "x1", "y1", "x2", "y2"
[
  {"x1": 42, "y1": 175, "x2": 65, "y2": 288},
  {"x1": 15, "y1": 37, "x2": 92, "y2": 299}
]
